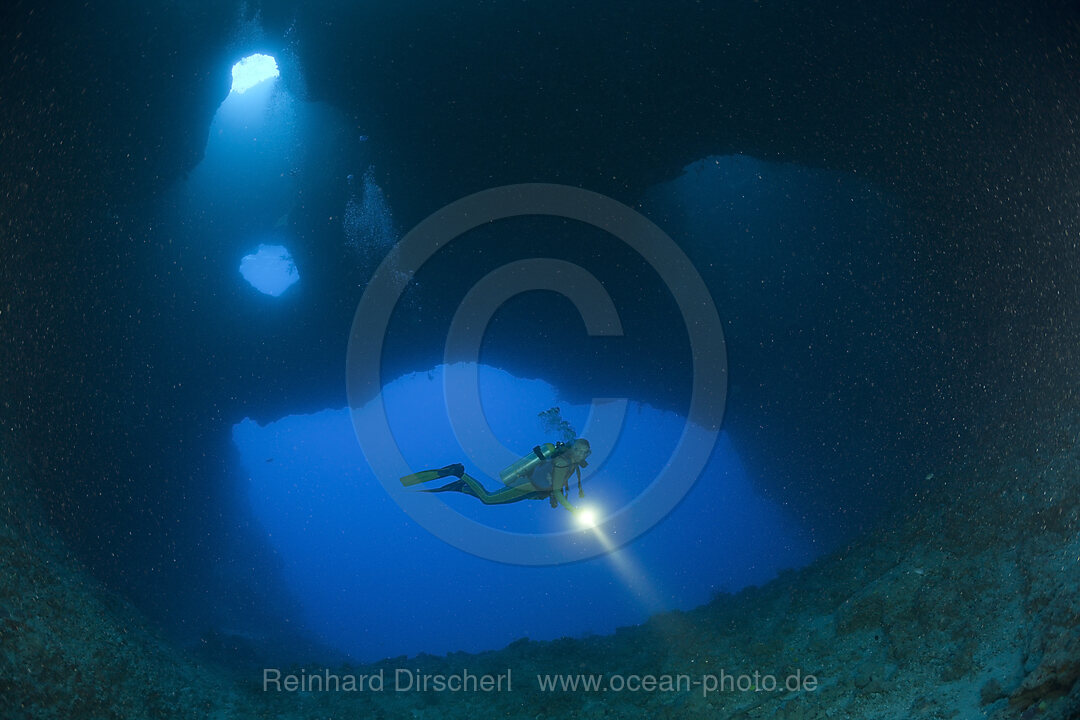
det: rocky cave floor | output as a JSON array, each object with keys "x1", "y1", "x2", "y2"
[{"x1": 2, "y1": 420, "x2": 1078, "y2": 720}]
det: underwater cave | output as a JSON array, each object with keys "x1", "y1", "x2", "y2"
[{"x1": 2, "y1": 1, "x2": 1080, "y2": 719}]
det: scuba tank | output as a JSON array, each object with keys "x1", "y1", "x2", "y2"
[{"x1": 499, "y1": 442, "x2": 564, "y2": 484}]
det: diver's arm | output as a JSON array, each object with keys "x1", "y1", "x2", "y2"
[
  {"x1": 550, "y1": 459, "x2": 578, "y2": 513},
  {"x1": 551, "y1": 482, "x2": 578, "y2": 513},
  {"x1": 548, "y1": 458, "x2": 576, "y2": 512}
]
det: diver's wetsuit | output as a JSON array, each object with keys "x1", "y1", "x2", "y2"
[
  {"x1": 410, "y1": 456, "x2": 578, "y2": 510},
  {"x1": 423, "y1": 473, "x2": 549, "y2": 504}
]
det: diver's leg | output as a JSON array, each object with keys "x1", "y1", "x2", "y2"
[
  {"x1": 424, "y1": 473, "x2": 535, "y2": 505},
  {"x1": 421, "y1": 478, "x2": 468, "y2": 494},
  {"x1": 462, "y1": 474, "x2": 538, "y2": 504}
]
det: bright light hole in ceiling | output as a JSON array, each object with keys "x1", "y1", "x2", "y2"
[
  {"x1": 230, "y1": 54, "x2": 280, "y2": 94},
  {"x1": 239, "y1": 244, "x2": 299, "y2": 296}
]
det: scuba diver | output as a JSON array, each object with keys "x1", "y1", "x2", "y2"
[{"x1": 401, "y1": 438, "x2": 591, "y2": 514}]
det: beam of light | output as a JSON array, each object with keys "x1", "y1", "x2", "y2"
[
  {"x1": 573, "y1": 506, "x2": 666, "y2": 613},
  {"x1": 230, "y1": 54, "x2": 280, "y2": 94}
]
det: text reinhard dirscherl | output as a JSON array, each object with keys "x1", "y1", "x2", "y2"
[
  {"x1": 263, "y1": 668, "x2": 511, "y2": 693},
  {"x1": 262, "y1": 668, "x2": 820, "y2": 697}
]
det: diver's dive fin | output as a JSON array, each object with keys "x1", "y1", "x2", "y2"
[{"x1": 400, "y1": 463, "x2": 465, "y2": 486}]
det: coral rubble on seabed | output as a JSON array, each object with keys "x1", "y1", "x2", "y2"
[{"x1": 1, "y1": 421, "x2": 1078, "y2": 719}]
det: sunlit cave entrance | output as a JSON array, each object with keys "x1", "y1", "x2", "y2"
[
  {"x1": 230, "y1": 53, "x2": 279, "y2": 94},
  {"x1": 233, "y1": 364, "x2": 816, "y2": 662},
  {"x1": 165, "y1": 50, "x2": 307, "y2": 304},
  {"x1": 239, "y1": 243, "x2": 299, "y2": 296},
  {"x1": 166, "y1": 49, "x2": 395, "y2": 308}
]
